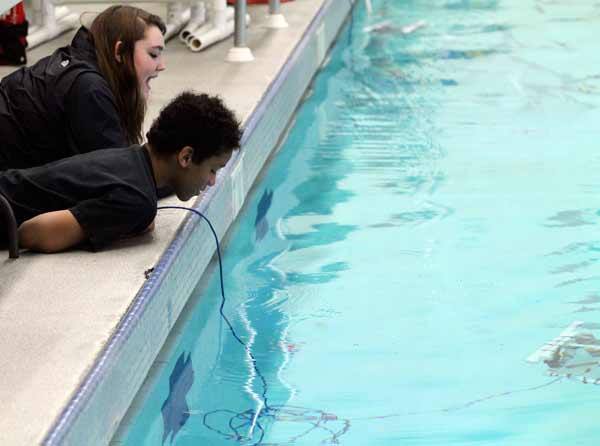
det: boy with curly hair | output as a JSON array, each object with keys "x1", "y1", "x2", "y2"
[{"x1": 0, "y1": 91, "x2": 241, "y2": 253}]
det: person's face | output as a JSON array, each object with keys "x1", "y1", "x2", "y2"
[
  {"x1": 133, "y1": 25, "x2": 165, "y2": 100},
  {"x1": 175, "y1": 150, "x2": 233, "y2": 201}
]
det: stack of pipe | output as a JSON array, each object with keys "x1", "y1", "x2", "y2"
[
  {"x1": 164, "y1": 1, "x2": 192, "y2": 41},
  {"x1": 27, "y1": 0, "x2": 78, "y2": 49},
  {"x1": 179, "y1": 0, "x2": 249, "y2": 53}
]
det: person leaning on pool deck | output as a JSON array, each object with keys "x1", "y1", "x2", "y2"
[
  {"x1": 0, "y1": 92, "x2": 242, "y2": 253},
  {"x1": 0, "y1": 5, "x2": 166, "y2": 171}
]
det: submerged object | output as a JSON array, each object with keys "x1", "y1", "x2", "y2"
[
  {"x1": 527, "y1": 321, "x2": 584, "y2": 364},
  {"x1": 528, "y1": 321, "x2": 600, "y2": 384}
]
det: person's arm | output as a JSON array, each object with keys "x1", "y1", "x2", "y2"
[
  {"x1": 70, "y1": 190, "x2": 156, "y2": 251},
  {"x1": 18, "y1": 210, "x2": 85, "y2": 253}
]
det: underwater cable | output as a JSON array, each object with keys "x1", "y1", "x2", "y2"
[
  {"x1": 158, "y1": 205, "x2": 271, "y2": 401},
  {"x1": 157, "y1": 206, "x2": 563, "y2": 444},
  {"x1": 157, "y1": 205, "x2": 350, "y2": 444}
]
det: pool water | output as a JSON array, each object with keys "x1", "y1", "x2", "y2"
[{"x1": 117, "y1": 1, "x2": 600, "y2": 444}]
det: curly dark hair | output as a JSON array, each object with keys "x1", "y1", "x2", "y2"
[{"x1": 147, "y1": 92, "x2": 242, "y2": 163}]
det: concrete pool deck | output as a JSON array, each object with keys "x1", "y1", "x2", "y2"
[{"x1": 0, "y1": 1, "x2": 351, "y2": 443}]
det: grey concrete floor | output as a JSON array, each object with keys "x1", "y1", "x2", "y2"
[{"x1": 0, "y1": 1, "x2": 325, "y2": 443}]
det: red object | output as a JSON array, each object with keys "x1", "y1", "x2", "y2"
[
  {"x1": 0, "y1": 2, "x2": 28, "y2": 65},
  {"x1": 227, "y1": 0, "x2": 292, "y2": 4},
  {"x1": 0, "y1": 2, "x2": 26, "y2": 25}
]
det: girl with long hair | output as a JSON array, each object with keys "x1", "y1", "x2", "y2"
[{"x1": 0, "y1": 5, "x2": 166, "y2": 170}]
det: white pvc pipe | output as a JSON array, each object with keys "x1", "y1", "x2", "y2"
[
  {"x1": 212, "y1": 0, "x2": 227, "y2": 28},
  {"x1": 187, "y1": 13, "x2": 249, "y2": 52},
  {"x1": 27, "y1": 13, "x2": 79, "y2": 48},
  {"x1": 27, "y1": 0, "x2": 78, "y2": 49},
  {"x1": 28, "y1": 5, "x2": 70, "y2": 35},
  {"x1": 164, "y1": 2, "x2": 191, "y2": 41},
  {"x1": 54, "y1": 5, "x2": 70, "y2": 20},
  {"x1": 179, "y1": 1, "x2": 206, "y2": 43},
  {"x1": 164, "y1": 9, "x2": 191, "y2": 41},
  {"x1": 187, "y1": 18, "x2": 233, "y2": 52},
  {"x1": 183, "y1": 4, "x2": 234, "y2": 44},
  {"x1": 184, "y1": 21, "x2": 212, "y2": 45}
]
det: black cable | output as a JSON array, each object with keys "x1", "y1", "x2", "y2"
[
  {"x1": 157, "y1": 204, "x2": 562, "y2": 445},
  {"x1": 157, "y1": 205, "x2": 350, "y2": 445},
  {"x1": 158, "y1": 205, "x2": 276, "y2": 444},
  {"x1": 158, "y1": 205, "x2": 271, "y2": 403}
]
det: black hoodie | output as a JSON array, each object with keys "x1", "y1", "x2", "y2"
[{"x1": 0, "y1": 27, "x2": 127, "y2": 170}]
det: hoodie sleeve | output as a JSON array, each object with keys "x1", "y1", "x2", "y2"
[{"x1": 65, "y1": 72, "x2": 129, "y2": 153}]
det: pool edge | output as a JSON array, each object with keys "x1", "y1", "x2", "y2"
[{"x1": 42, "y1": 1, "x2": 356, "y2": 445}]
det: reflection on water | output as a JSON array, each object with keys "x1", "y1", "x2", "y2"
[
  {"x1": 444, "y1": 0, "x2": 500, "y2": 10},
  {"x1": 544, "y1": 210, "x2": 597, "y2": 228},
  {"x1": 550, "y1": 260, "x2": 596, "y2": 275},
  {"x1": 570, "y1": 295, "x2": 600, "y2": 305}
]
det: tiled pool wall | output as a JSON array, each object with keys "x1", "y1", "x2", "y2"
[{"x1": 42, "y1": 1, "x2": 356, "y2": 444}]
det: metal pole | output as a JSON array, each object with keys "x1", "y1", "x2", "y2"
[
  {"x1": 265, "y1": 0, "x2": 288, "y2": 28},
  {"x1": 227, "y1": 0, "x2": 254, "y2": 62},
  {"x1": 268, "y1": 0, "x2": 280, "y2": 15},
  {"x1": 0, "y1": 193, "x2": 19, "y2": 259},
  {"x1": 233, "y1": 0, "x2": 246, "y2": 48}
]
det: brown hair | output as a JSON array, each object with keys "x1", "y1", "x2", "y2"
[{"x1": 89, "y1": 5, "x2": 166, "y2": 144}]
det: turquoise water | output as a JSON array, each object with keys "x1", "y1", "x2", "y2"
[{"x1": 117, "y1": 1, "x2": 600, "y2": 444}]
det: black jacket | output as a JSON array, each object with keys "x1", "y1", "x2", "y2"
[
  {"x1": 0, "y1": 27, "x2": 127, "y2": 170},
  {"x1": 0, "y1": 145, "x2": 157, "y2": 250}
]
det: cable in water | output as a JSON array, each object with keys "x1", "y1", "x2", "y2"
[{"x1": 157, "y1": 206, "x2": 561, "y2": 445}]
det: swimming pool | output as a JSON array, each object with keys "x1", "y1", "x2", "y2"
[{"x1": 113, "y1": 0, "x2": 600, "y2": 444}]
